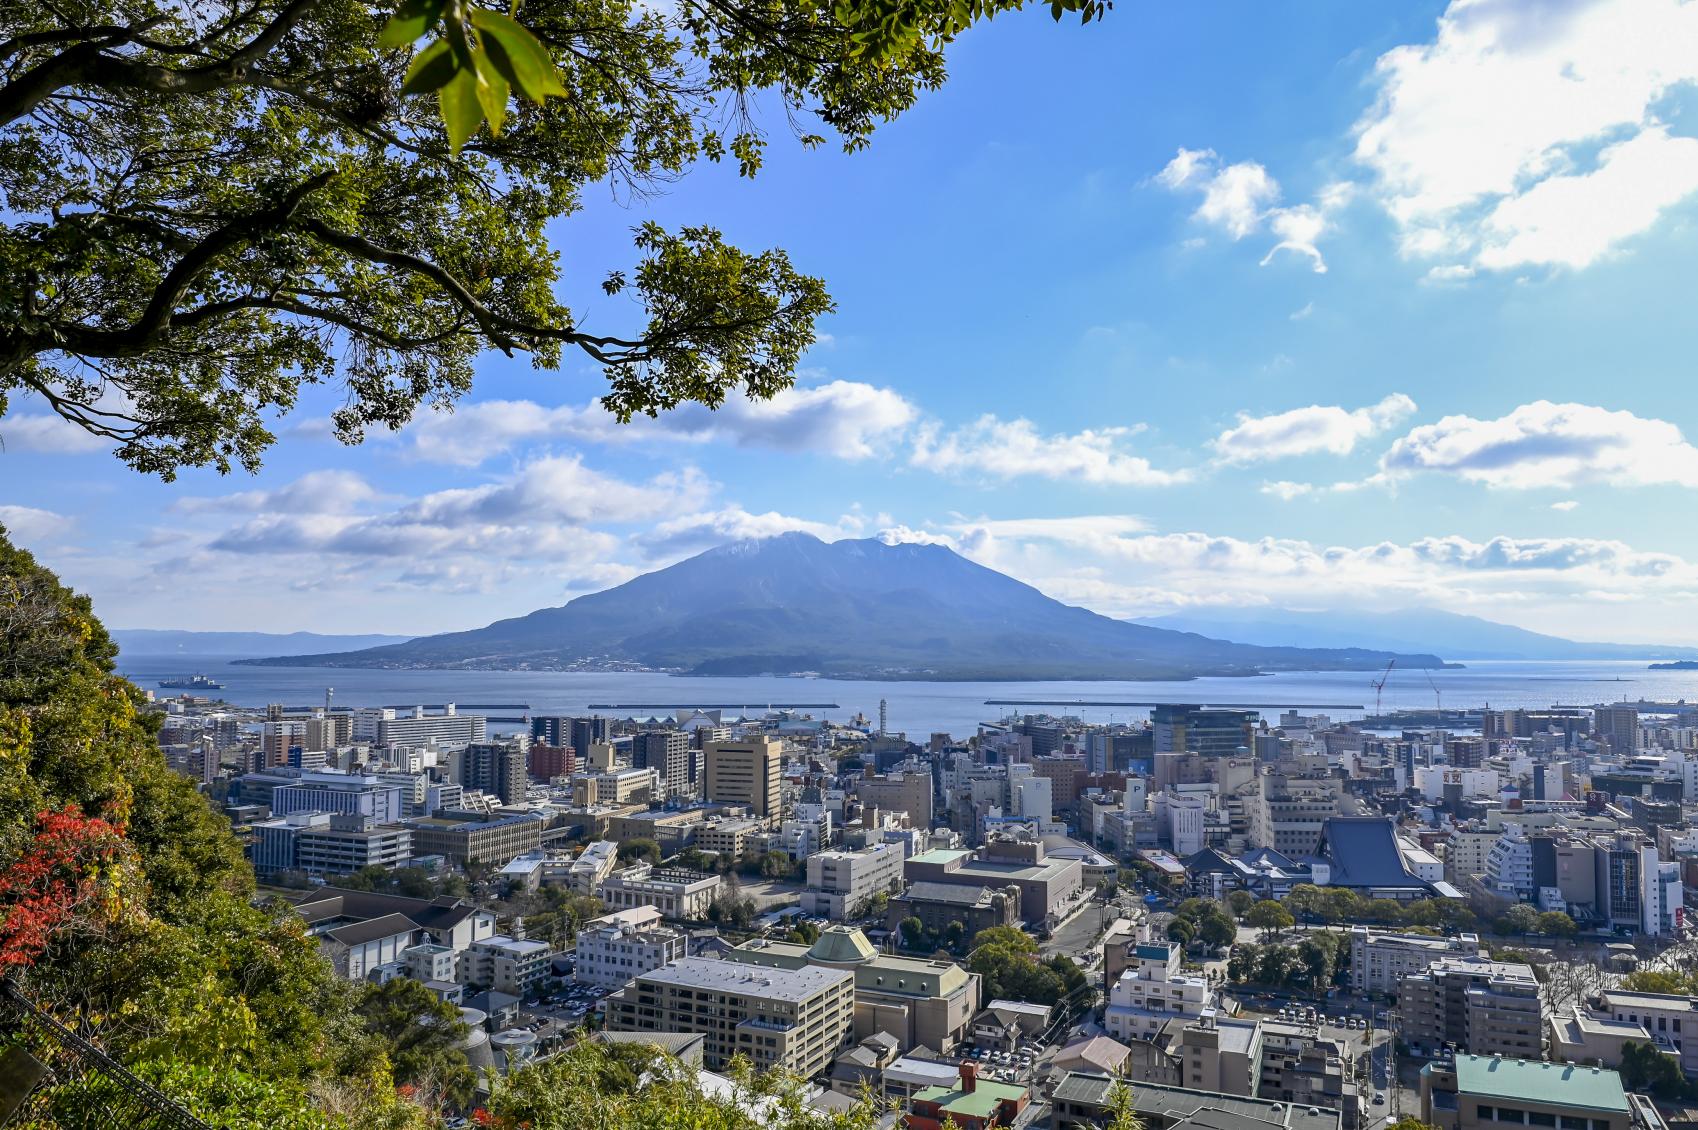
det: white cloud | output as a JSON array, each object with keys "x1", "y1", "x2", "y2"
[
  {"x1": 1289, "y1": 302, "x2": 1315, "y2": 321},
  {"x1": 1156, "y1": 149, "x2": 1345, "y2": 271},
  {"x1": 1261, "y1": 481, "x2": 1315, "y2": 501},
  {"x1": 174, "y1": 470, "x2": 383, "y2": 515},
  {"x1": 1355, "y1": 0, "x2": 1698, "y2": 273},
  {"x1": 403, "y1": 380, "x2": 916, "y2": 466},
  {"x1": 1213, "y1": 394, "x2": 1416, "y2": 464},
  {"x1": 1381, "y1": 401, "x2": 1698, "y2": 489},
  {"x1": 635, "y1": 507, "x2": 861, "y2": 557},
  {"x1": 0, "y1": 413, "x2": 112, "y2": 455},
  {"x1": 1551, "y1": 500, "x2": 1580, "y2": 512},
  {"x1": 0, "y1": 504, "x2": 74, "y2": 542},
  {"x1": 910, "y1": 416, "x2": 1190, "y2": 487}
]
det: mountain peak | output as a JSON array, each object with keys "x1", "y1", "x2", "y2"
[{"x1": 238, "y1": 536, "x2": 1445, "y2": 678}]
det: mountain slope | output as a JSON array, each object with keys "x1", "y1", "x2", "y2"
[
  {"x1": 113, "y1": 629, "x2": 415, "y2": 656},
  {"x1": 1135, "y1": 607, "x2": 1698, "y2": 661},
  {"x1": 239, "y1": 533, "x2": 1444, "y2": 679}
]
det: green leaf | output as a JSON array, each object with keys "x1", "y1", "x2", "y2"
[
  {"x1": 469, "y1": 8, "x2": 567, "y2": 100},
  {"x1": 378, "y1": 0, "x2": 446, "y2": 49},
  {"x1": 438, "y1": 66, "x2": 483, "y2": 152},
  {"x1": 400, "y1": 38, "x2": 457, "y2": 95},
  {"x1": 471, "y1": 47, "x2": 510, "y2": 136}
]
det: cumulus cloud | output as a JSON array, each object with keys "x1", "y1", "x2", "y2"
[
  {"x1": 0, "y1": 413, "x2": 113, "y2": 455},
  {"x1": 1156, "y1": 148, "x2": 1347, "y2": 272},
  {"x1": 1213, "y1": 394, "x2": 1416, "y2": 464},
  {"x1": 0, "y1": 505, "x2": 74, "y2": 542},
  {"x1": 910, "y1": 416, "x2": 1189, "y2": 487},
  {"x1": 634, "y1": 507, "x2": 861, "y2": 557},
  {"x1": 174, "y1": 470, "x2": 383, "y2": 515},
  {"x1": 1356, "y1": 0, "x2": 1698, "y2": 273},
  {"x1": 1381, "y1": 401, "x2": 1698, "y2": 490},
  {"x1": 403, "y1": 380, "x2": 916, "y2": 466},
  {"x1": 1552, "y1": 500, "x2": 1580, "y2": 512}
]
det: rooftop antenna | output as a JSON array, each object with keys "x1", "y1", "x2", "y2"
[{"x1": 1371, "y1": 659, "x2": 1396, "y2": 716}]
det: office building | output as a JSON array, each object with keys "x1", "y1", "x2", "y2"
[
  {"x1": 856, "y1": 769, "x2": 934, "y2": 830},
  {"x1": 354, "y1": 705, "x2": 487, "y2": 748},
  {"x1": 704, "y1": 737, "x2": 783, "y2": 818},
  {"x1": 272, "y1": 770, "x2": 404, "y2": 823},
  {"x1": 1597, "y1": 989, "x2": 1698, "y2": 1076},
  {"x1": 801, "y1": 843, "x2": 906, "y2": 920},
  {"x1": 462, "y1": 934, "x2": 552, "y2": 997},
  {"x1": 1152, "y1": 706, "x2": 1256, "y2": 758},
  {"x1": 903, "y1": 838, "x2": 1083, "y2": 926},
  {"x1": 403, "y1": 813, "x2": 543, "y2": 866},
  {"x1": 1419, "y1": 1056, "x2": 1636, "y2": 1130},
  {"x1": 635, "y1": 729, "x2": 692, "y2": 793},
  {"x1": 574, "y1": 907, "x2": 687, "y2": 990},
  {"x1": 604, "y1": 957, "x2": 855, "y2": 1076},
  {"x1": 1249, "y1": 774, "x2": 1342, "y2": 857},
  {"x1": 1595, "y1": 707, "x2": 1641, "y2": 756}
]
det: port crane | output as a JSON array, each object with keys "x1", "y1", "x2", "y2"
[
  {"x1": 1425, "y1": 667, "x2": 1442, "y2": 721},
  {"x1": 1371, "y1": 659, "x2": 1396, "y2": 715}
]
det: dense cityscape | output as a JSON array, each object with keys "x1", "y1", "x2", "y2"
[{"x1": 125, "y1": 686, "x2": 1698, "y2": 1130}]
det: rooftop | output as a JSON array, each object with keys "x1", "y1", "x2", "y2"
[
  {"x1": 909, "y1": 848, "x2": 971, "y2": 867},
  {"x1": 912, "y1": 1076, "x2": 1026, "y2": 1120},
  {"x1": 1453, "y1": 1055, "x2": 1629, "y2": 1114},
  {"x1": 634, "y1": 956, "x2": 851, "y2": 1002},
  {"x1": 1600, "y1": 989, "x2": 1698, "y2": 1012},
  {"x1": 1051, "y1": 1072, "x2": 1340, "y2": 1130}
]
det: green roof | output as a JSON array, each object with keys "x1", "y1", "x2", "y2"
[
  {"x1": 1453, "y1": 1056, "x2": 1629, "y2": 1114},
  {"x1": 807, "y1": 926, "x2": 877, "y2": 965},
  {"x1": 913, "y1": 1078, "x2": 1026, "y2": 1120},
  {"x1": 909, "y1": 849, "x2": 970, "y2": 866}
]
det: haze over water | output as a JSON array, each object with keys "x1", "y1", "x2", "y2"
[{"x1": 116, "y1": 655, "x2": 1698, "y2": 740}]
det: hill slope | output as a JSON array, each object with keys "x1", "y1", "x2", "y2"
[
  {"x1": 1136, "y1": 607, "x2": 1698, "y2": 661},
  {"x1": 112, "y1": 629, "x2": 415, "y2": 656},
  {"x1": 239, "y1": 534, "x2": 1443, "y2": 680}
]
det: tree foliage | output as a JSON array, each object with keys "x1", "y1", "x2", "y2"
[
  {"x1": 1619, "y1": 1041, "x2": 1697, "y2": 1101},
  {"x1": 0, "y1": 0, "x2": 1105, "y2": 478},
  {"x1": 966, "y1": 925, "x2": 1081, "y2": 1006}
]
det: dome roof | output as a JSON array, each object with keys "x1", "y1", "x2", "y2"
[{"x1": 807, "y1": 926, "x2": 877, "y2": 966}]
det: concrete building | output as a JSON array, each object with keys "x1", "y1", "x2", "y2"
[
  {"x1": 1348, "y1": 926, "x2": 1481, "y2": 995},
  {"x1": 1598, "y1": 989, "x2": 1698, "y2": 1076},
  {"x1": 1152, "y1": 706, "x2": 1256, "y2": 759},
  {"x1": 694, "y1": 817, "x2": 764, "y2": 863},
  {"x1": 907, "y1": 1063, "x2": 1028, "y2": 1130},
  {"x1": 635, "y1": 729, "x2": 692, "y2": 795},
  {"x1": 885, "y1": 882, "x2": 1020, "y2": 942},
  {"x1": 727, "y1": 927, "x2": 981, "y2": 1054},
  {"x1": 1399, "y1": 957, "x2": 1543, "y2": 1059},
  {"x1": 597, "y1": 863, "x2": 723, "y2": 920},
  {"x1": 1249, "y1": 774, "x2": 1342, "y2": 857},
  {"x1": 573, "y1": 907, "x2": 687, "y2": 990},
  {"x1": 403, "y1": 813, "x2": 543, "y2": 866},
  {"x1": 272, "y1": 770, "x2": 405, "y2": 823},
  {"x1": 459, "y1": 739, "x2": 529, "y2": 805},
  {"x1": 857, "y1": 769, "x2": 934, "y2": 830},
  {"x1": 704, "y1": 737, "x2": 784, "y2": 818},
  {"x1": 604, "y1": 956, "x2": 854, "y2": 1076},
  {"x1": 1419, "y1": 1056, "x2": 1636, "y2": 1130},
  {"x1": 1052, "y1": 1072, "x2": 1343, "y2": 1130},
  {"x1": 801, "y1": 842, "x2": 906, "y2": 920},
  {"x1": 571, "y1": 767, "x2": 657, "y2": 807},
  {"x1": 1596, "y1": 706, "x2": 1641, "y2": 755},
  {"x1": 903, "y1": 838, "x2": 1083, "y2": 926},
  {"x1": 356, "y1": 705, "x2": 487, "y2": 748},
  {"x1": 1104, "y1": 937, "x2": 1215, "y2": 1043},
  {"x1": 567, "y1": 840, "x2": 619, "y2": 895},
  {"x1": 1548, "y1": 1006, "x2": 1654, "y2": 1069},
  {"x1": 462, "y1": 934, "x2": 551, "y2": 997}
]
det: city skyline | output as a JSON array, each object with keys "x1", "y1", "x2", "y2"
[{"x1": 9, "y1": 0, "x2": 1698, "y2": 642}]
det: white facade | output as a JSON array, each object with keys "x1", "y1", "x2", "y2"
[
  {"x1": 1103, "y1": 937, "x2": 1215, "y2": 1042},
  {"x1": 1485, "y1": 829, "x2": 1533, "y2": 901},
  {"x1": 574, "y1": 907, "x2": 688, "y2": 990},
  {"x1": 800, "y1": 842, "x2": 906, "y2": 920},
  {"x1": 462, "y1": 934, "x2": 552, "y2": 996},
  {"x1": 569, "y1": 840, "x2": 619, "y2": 895}
]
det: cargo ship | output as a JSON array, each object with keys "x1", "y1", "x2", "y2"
[{"x1": 157, "y1": 674, "x2": 225, "y2": 690}]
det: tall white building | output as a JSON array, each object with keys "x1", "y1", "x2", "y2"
[
  {"x1": 800, "y1": 842, "x2": 906, "y2": 920},
  {"x1": 1103, "y1": 928, "x2": 1215, "y2": 1042},
  {"x1": 574, "y1": 907, "x2": 687, "y2": 990}
]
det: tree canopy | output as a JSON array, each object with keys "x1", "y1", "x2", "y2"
[{"x1": 1, "y1": 0, "x2": 1105, "y2": 478}]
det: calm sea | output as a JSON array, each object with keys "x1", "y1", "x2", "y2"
[{"x1": 113, "y1": 655, "x2": 1698, "y2": 740}]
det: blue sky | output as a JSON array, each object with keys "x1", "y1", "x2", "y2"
[{"x1": 10, "y1": 0, "x2": 1698, "y2": 642}]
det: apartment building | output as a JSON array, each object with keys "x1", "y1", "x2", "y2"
[
  {"x1": 1348, "y1": 926, "x2": 1482, "y2": 995},
  {"x1": 458, "y1": 739, "x2": 529, "y2": 805},
  {"x1": 1104, "y1": 939, "x2": 1215, "y2": 1043},
  {"x1": 695, "y1": 817, "x2": 764, "y2": 863},
  {"x1": 604, "y1": 957, "x2": 854, "y2": 1076},
  {"x1": 635, "y1": 729, "x2": 693, "y2": 795},
  {"x1": 462, "y1": 933, "x2": 552, "y2": 997},
  {"x1": 802, "y1": 842, "x2": 906, "y2": 920},
  {"x1": 597, "y1": 864, "x2": 723, "y2": 920},
  {"x1": 704, "y1": 738, "x2": 784, "y2": 818},
  {"x1": 1399, "y1": 957, "x2": 1542, "y2": 1059},
  {"x1": 574, "y1": 907, "x2": 688, "y2": 990},
  {"x1": 355, "y1": 705, "x2": 487, "y2": 748}
]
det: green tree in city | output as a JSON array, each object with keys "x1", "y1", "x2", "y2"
[
  {"x1": 1246, "y1": 900, "x2": 1294, "y2": 939},
  {"x1": 1619, "y1": 1041, "x2": 1697, "y2": 1101},
  {"x1": 1225, "y1": 889, "x2": 1257, "y2": 919},
  {"x1": 352, "y1": 977, "x2": 476, "y2": 1107},
  {"x1": 1536, "y1": 910, "x2": 1577, "y2": 937},
  {"x1": 0, "y1": 0, "x2": 1107, "y2": 479},
  {"x1": 616, "y1": 837, "x2": 661, "y2": 866},
  {"x1": 900, "y1": 916, "x2": 927, "y2": 951},
  {"x1": 1494, "y1": 904, "x2": 1540, "y2": 937}
]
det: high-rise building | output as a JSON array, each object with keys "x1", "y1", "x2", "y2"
[
  {"x1": 460, "y1": 739, "x2": 529, "y2": 805},
  {"x1": 1151, "y1": 706, "x2": 1256, "y2": 758},
  {"x1": 527, "y1": 743, "x2": 575, "y2": 781},
  {"x1": 635, "y1": 729, "x2": 691, "y2": 793},
  {"x1": 1595, "y1": 706, "x2": 1640, "y2": 756},
  {"x1": 572, "y1": 717, "x2": 610, "y2": 758},
  {"x1": 530, "y1": 715, "x2": 569, "y2": 747},
  {"x1": 704, "y1": 737, "x2": 783, "y2": 818}
]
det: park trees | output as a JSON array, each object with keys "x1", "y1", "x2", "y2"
[{"x1": 1246, "y1": 899, "x2": 1294, "y2": 939}]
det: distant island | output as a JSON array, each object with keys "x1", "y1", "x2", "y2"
[
  {"x1": 237, "y1": 532, "x2": 1447, "y2": 681},
  {"x1": 1648, "y1": 660, "x2": 1698, "y2": 670}
]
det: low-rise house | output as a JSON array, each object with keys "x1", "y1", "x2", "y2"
[{"x1": 905, "y1": 1062, "x2": 1028, "y2": 1130}]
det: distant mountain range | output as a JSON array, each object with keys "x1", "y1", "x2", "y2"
[
  {"x1": 237, "y1": 533, "x2": 1444, "y2": 680},
  {"x1": 113, "y1": 629, "x2": 415, "y2": 657},
  {"x1": 1135, "y1": 607, "x2": 1698, "y2": 662}
]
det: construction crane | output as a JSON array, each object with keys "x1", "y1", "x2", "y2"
[
  {"x1": 1425, "y1": 667, "x2": 1442, "y2": 722},
  {"x1": 1371, "y1": 659, "x2": 1396, "y2": 715}
]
